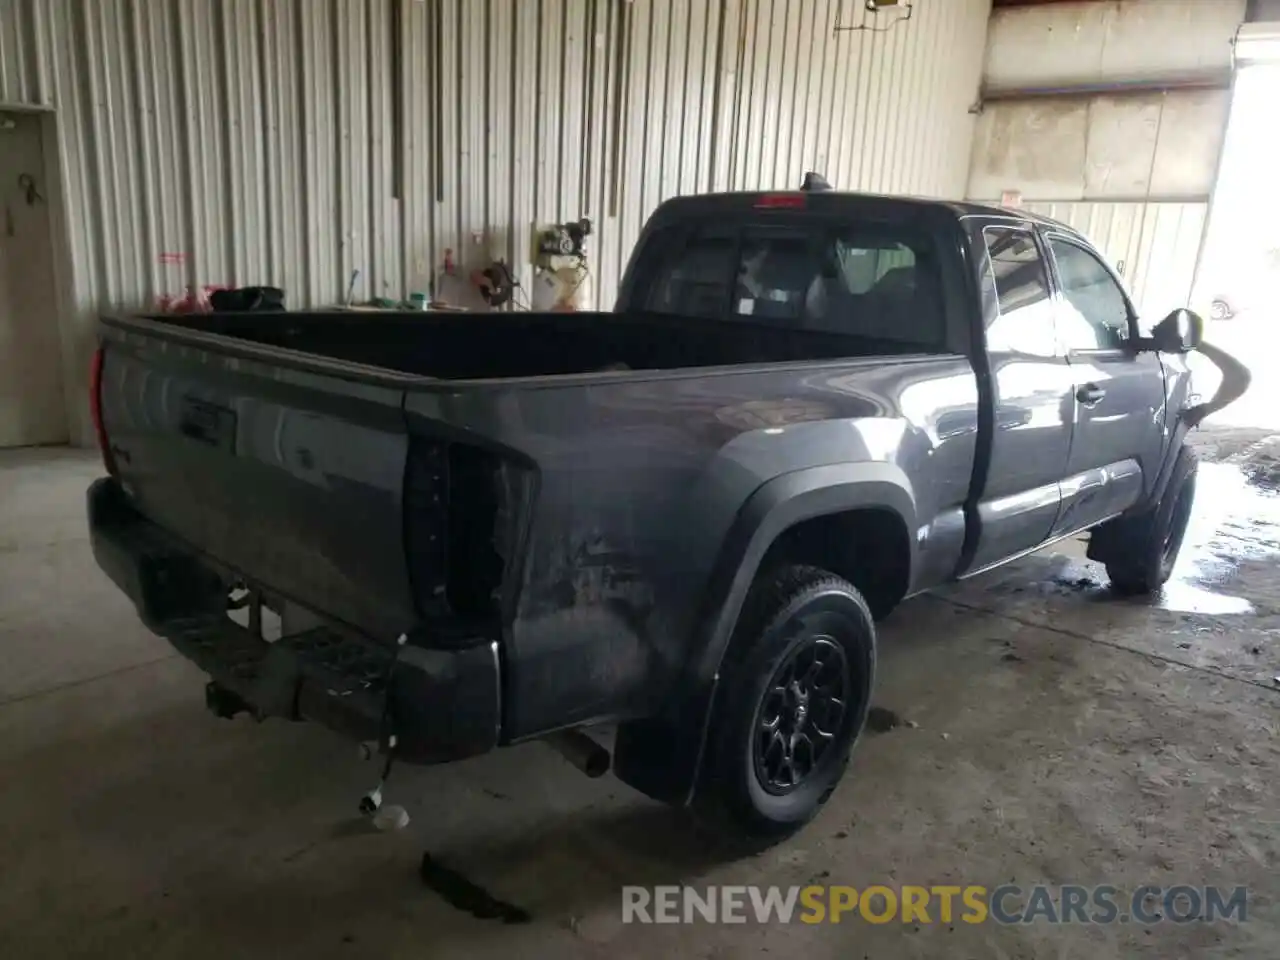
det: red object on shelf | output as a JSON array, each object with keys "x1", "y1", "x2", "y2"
[{"x1": 168, "y1": 285, "x2": 209, "y2": 314}]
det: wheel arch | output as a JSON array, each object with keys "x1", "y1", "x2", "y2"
[
  {"x1": 689, "y1": 464, "x2": 916, "y2": 684},
  {"x1": 614, "y1": 462, "x2": 916, "y2": 806}
]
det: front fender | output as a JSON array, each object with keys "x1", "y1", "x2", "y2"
[{"x1": 613, "y1": 461, "x2": 916, "y2": 806}]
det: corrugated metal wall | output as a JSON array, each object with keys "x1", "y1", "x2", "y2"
[{"x1": 0, "y1": 0, "x2": 990, "y2": 443}]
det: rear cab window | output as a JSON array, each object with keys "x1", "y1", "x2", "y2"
[{"x1": 629, "y1": 203, "x2": 953, "y2": 355}]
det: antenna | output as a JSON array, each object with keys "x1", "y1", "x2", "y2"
[{"x1": 801, "y1": 172, "x2": 833, "y2": 192}]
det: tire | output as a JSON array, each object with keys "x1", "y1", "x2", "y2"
[
  {"x1": 696, "y1": 564, "x2": 876, "y2": 844},
  {"x1": 1096, "y1": 446, "x2": 1198, "y2": 595}
]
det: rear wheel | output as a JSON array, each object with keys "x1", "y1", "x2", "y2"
[
  {"x1": 1092, "y1": 446, "x2": 1198, "y2": 595},
  {"x1": 696, "y1": 565, "x2": 875, "y2": 844}
]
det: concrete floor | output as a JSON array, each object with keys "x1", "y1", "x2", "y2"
[{"x1": 1, "y1": 442, "x2": 1278, "y2": 959}]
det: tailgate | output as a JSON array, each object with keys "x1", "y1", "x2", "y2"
[{"x1": 97, "y1": 317, "x2": 416, "y2": 640}]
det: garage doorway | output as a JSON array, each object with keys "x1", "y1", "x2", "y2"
[
  {"x1": 1192, "y1": 56, "x2": 1280, "y2": 428},
  {"x1": 0, "y1": 110, "x2": 67, "y2": 447}
]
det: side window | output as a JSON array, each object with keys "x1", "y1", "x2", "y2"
[
  {"x1": 1048, "y1": 237, "x2": 1131, "y2": 351},
  {"x1": 981, "y1": 227, "x2": 1056, "y2": 356}
]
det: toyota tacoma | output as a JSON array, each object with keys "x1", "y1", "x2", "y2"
[{"x1": 89, "y1": 186, "x2": 1207, "y2": 842}]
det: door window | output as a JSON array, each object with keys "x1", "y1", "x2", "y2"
[
  {"x1": 981, "y1": 227, "x2": 1057, "y2": 357},
  {"x1": 1047, "y1": 237, "x2": 1132, "y2": 351}
]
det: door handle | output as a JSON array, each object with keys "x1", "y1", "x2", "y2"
[{"x1": 1076, "y1": 383, "x2": 1106, "y2": 407}]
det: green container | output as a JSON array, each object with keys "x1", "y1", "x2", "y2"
[{"x1": 408, "y1": 292, "x2": 428, "y2": 311}]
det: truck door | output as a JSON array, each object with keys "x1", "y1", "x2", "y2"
[
  {"x1": 962, "y1": 223, "x2": 1077, "y2": 574},
  {"x1": 1042, "y1": 232, "x2": 1166, "y2": 535}
]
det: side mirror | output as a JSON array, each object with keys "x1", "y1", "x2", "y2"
[{"x1": 1150, "y1": 308, "x2": 1204, "y2": 353}]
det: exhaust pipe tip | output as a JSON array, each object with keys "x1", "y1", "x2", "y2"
[{"x1": 544, "y1": 729, "x2": 610, "y2": 778}]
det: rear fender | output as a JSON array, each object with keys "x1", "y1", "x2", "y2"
[{"x1": 613, "y1": 462, "x2": 916, "y2": 805}]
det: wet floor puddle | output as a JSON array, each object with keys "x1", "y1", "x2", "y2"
[
  {"x1": 1161, "y1": 461, "x2": 1280, "y2": 614},
  {"x1": 1048, "y1": 462, "x2": 1280, "y2": 615}
]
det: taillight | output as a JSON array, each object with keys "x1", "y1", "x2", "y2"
[
  {"x1": 754, "y1": 193, "x2": 806, "y2": 209},
  {"x1": 90, "y1": 346, "x2": 117, "y2": 475},
  {"x1": 402, "y1": 438, "x2": 532, "y2": 643}
]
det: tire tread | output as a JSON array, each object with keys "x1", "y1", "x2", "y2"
[{"x1": 698, "y1": 563, "x2": 875, "y2": 845}]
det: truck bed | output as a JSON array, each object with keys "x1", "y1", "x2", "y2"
[
  {"x1": 96, "y1": 304, "x2": 978, "y2": 740},
  {"x1": 154, "y1": 309, "x2": 935, "y2": 380}
]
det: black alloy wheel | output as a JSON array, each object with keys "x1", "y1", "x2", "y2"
[{"x1": 752, "y1": 635, "x2": 849, "y2": 794}]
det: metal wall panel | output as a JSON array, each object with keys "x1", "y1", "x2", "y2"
[{"x1": 0, "y1": 0, "x2": 990, "y2": 443}]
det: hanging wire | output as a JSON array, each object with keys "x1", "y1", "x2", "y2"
[
  {"x1": 834, "y1": 1, "x2": 914, "y2": 34},
  {"x1": 17, "y1": 173, "x2": 44, "y2": 205}
]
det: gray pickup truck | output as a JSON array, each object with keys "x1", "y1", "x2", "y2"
[{"x1": 88, "y1": 186, "x2": 1205, "y2": 843}]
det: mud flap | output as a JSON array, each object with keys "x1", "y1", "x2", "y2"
[{"x1": 613, "y1": 687, "x2": 715, "y2": 806}]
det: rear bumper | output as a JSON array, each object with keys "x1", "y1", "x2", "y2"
[{"x1": 88, "y1": 478, "x2": 501, "y2": 764}]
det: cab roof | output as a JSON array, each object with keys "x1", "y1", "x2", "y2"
[{"x1": 650, "y1": 190, "x2": 1085, "y2": 240}]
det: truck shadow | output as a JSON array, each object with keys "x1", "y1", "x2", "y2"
[
  {"x1": 0, "y1": 673, "x2": 752, "y2": 954},
  {"x1": 9, "y1": 544, "x2": 1240, "y2": 955}
]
